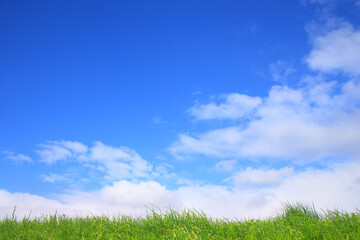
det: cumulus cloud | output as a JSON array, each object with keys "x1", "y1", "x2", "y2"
[
  {"x1": 99, "y1": 181, "x2": 182, "y2": 210},
  {"x1": 89, "y1": 142, "x2": 153, "y2": 180},
  {"x1": 188, "y1": 93, "x2": 262, "y2": 120},
  {"x1": 2, "y1": 151, "x2": 32, "y2": 163},
  {"x1": 170, "y1": 80, "x2": 360, "y2": 162},
  {"x1": 36, "y1": 141, "x2": 153, "y2": 182},
  {"x1": 1, "y1": 161, "x2": 359, "y2": 219},
  {"x1": 306, "y1": 22, "x2": 360, "y2": 75}
]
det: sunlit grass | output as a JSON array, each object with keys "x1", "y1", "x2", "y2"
[{"x1": 1, "y1": 203, "x2": 359, "y2": 239}]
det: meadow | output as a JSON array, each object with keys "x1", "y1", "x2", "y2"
[{"x1": 0, "y1": 203, "x2": 359, "y2": 239}]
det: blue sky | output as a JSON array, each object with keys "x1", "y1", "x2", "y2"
[{"x1": 1, "y1": 0, "x2": 360, "y2": 219}]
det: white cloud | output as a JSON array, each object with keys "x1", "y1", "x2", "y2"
[
  {"x1": 0, "y1": 190, "x2": 72, "y2": 218},
  {"x1": 2, "y1": 151, "x2": 32, "y2": 163},
  {"x1": 269, "y1": 60, "x2": 296, "y2": 83},
  {"x1": 151, "y1": 164, "x2": 195, "y2": 186},
  {"x1": 89, "y1": 142, "x2": 134, "y2": 162},
  {"x1": 35, "y1": 141, "x2": 153, "y2": 182},
  {"x1": 89, "y1": 142, "x2": 153, "y2": 180},
  {"x1": 214, "y1": 160, "x2": 237, "y2": 172},
  {"x1": 188, "y1": 93, "x2": 262, "y2": 120},
  {"x1": 182, "y1": 165, "x2": 360, "y2": 219},
  {"x1": 179, "y1": 161, "x2": 360, "y2": 218},
  {"x1": 36, "y1": 141, "x2": 87, "y2": 164},
  {"x1": 2, "y1": 161, "x2": 358, "y2": 220},
  {"x1": 169, "y1": 126, "x2": 243, "y2": 158},
  {"x1": 0, "y1": 180, "x2": 182, "y2": 219},
  {"x1": 229, "y1": 167, "x2": 293, "y2": 187},
  {"x1": 99, "y1": 181, "x2": 182, "y2": 210},
  {"x1": 306, "y1": 23, "x2": 360, "y2": 75},
  {"x1": 170, "y1": 80, "x2": 360, "y2": 162},
  {"x1": 273, "y1": 162, "x2": 360, "y2": 209},
  {"x1": 40, "y1": 173, "x2": 69, "y2": 183},
  {"x1": 59, "y1": 141, "x2": 88, "y2": 153}
]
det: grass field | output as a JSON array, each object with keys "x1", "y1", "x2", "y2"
[{"x1": 0, "y1": 203, "x2": 359, "y2": 239}]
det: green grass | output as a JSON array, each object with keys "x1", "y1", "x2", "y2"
[{"x1": 1, "y1": 203, "x2": 359, "y2": 239}]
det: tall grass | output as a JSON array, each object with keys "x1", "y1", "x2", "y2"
[{"x1": 1, "y1": 203, "x2": 359, "y2": 239}]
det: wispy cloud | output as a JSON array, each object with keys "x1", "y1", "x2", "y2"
[
  {"x1": 214, "y1": 160, "x2": 237, "y2": 172},
  {"x1": 2, "y1": 151, "x2": 32, "y2": 163},
  {"x1": 188, "y1": 93, "x2": 262, "y2": 120},
  {"x1": 40, "y1": 173, "x2": 69, "y2": 183},
  {"x1": 232, "y1": 23, "x2": 262, "y2": 38},
  {"x1": 269, "y1": 60, "x2": 296, "y2": 83},
  {"x1": 300, "y1": 0, "x2": 336, "y2": 7},
  {"x1": 152, "y1": 116, "x2": 167, "y2": 125},
  {"x1": 36, "y1": 141, "x2": 88, "y2": 164},
  {"x1": 36, "y1": 141, "x2": 153, "y2": 182}
]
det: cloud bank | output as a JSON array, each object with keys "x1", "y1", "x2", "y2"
[{"x1": 1, "y1": 161, "x2": 359, "y2": 219}]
